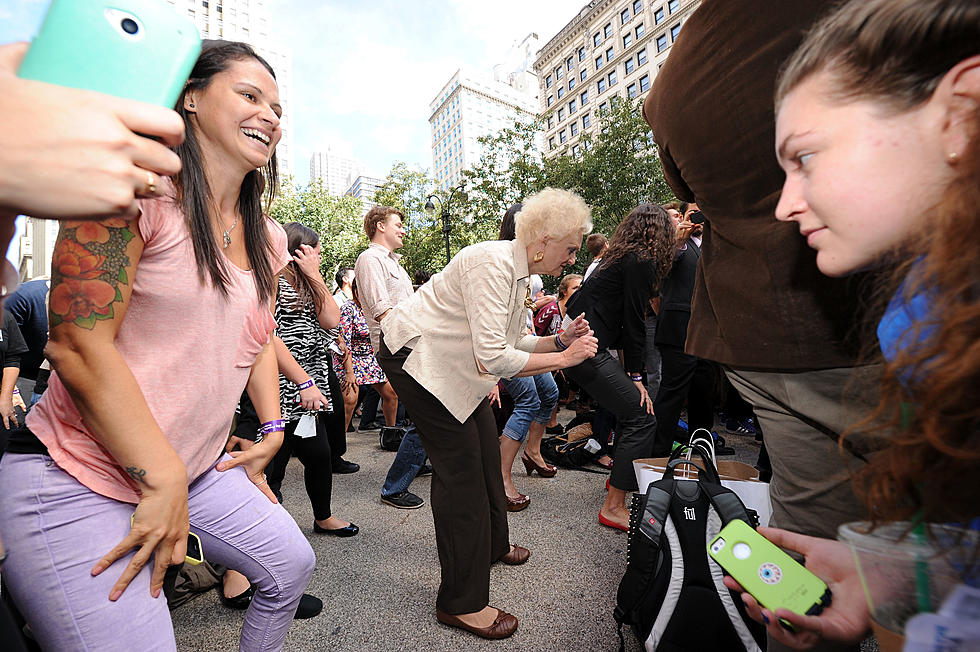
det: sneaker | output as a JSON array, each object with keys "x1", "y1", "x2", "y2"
[
  {"x1": 416, "y1": 464, "x2": 433, "y2": 477},
  {"x1": 725, "y1": 417, "x2": 757, "y2": 436},
  {"x1": 359, "y1": 421, "x2": 383, "y2": 431},
  {"x1": 545, "y1": 424, "x2": 565, "y2": 435},
  {"x1": 381, "y1": 491, "x2": 424, "y2": 509},
  {"x1": 715, "y1": 443, "x2": 737, "y2": 456}
]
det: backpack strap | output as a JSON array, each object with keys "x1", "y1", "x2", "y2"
[
  {"x1": 700, "y1": 481, "x2": 754, "y2": 527},
  {"x1": 638, "y1": 479, "x2": 674, "y2": 543}
]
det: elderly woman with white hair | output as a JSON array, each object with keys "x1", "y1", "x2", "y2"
[{"x1": 378, "y1": 188, "x2": 598, "y2": 641}]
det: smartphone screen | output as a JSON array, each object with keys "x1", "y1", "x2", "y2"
[
  {"x1": 708, "y1": 519, "x2": 831, "y2": 627},
  {"x1": 185, "y1": 532, "x2": 204, "y2": 566}
]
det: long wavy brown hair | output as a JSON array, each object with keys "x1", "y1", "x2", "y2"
[
  {"x1": 856, "y1": 117, "x2": 980, "y2": 525},
  {"x1": 778, "y1": 0, "x2": 980, "y2": 525},
  {"x1": 598, "y1": 203, "x2": 675, "y2": 288}
]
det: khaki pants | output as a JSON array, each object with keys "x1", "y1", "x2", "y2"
[{"x1": 726, "y1": 364, "x2": 884, "y2": 652}]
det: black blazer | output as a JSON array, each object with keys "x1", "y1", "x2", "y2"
[
  {"x1": 566, "y1": 253, "x2": 659, "y2": 374},
  {"x1": 655, "y1": 240, "x2": 700, "y2": 348}
]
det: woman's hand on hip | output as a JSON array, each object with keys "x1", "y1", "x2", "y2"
[
  {"x1": 633, "y1": 380, "x2": 654, "y2": 415},
  {"x1": 560, "y1": 334, "x2": 598, "y2": 368},
  {"x1": 91, "y1": 471, "x2": 189, "y2": 602},
  {"x1": 216, "y1": 435, "x2": 283, "y2": 504}
]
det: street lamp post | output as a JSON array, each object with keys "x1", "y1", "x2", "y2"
[{"x1": 424, "y1": 182, "x2": 466, "y2": 266}]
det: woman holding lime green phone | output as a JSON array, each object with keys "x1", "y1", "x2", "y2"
[{"x1": 0, "y1": 41, "x2": 314, "y2": 651}]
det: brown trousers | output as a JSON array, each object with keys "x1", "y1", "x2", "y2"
[{"x1": 379, "y1": 344, "x2": 510, "y2": 614}]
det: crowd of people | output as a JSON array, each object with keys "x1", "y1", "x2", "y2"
[{"x1": 0, "y1": 0, "x2": 976, "y2": 649}]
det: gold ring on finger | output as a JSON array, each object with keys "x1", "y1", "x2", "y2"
[{"x1": 143, "y1": 171, "x2": 157, "y2": 195}]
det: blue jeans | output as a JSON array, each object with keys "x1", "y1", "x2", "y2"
[
  {"x1": 500, "y1": 373, "x2": 559, "y2": 442},
  {"x1": 381, "y1": 423, "x2": 427, "y2": 496}
]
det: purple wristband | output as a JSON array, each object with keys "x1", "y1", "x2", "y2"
[
  {"x1": 258, "y1": 419, "x2": 286, "y2": 435},
  {"x1": 296, "y1": 379, "x2": 314, "y2": 391},
  {"x1": 555, "y1": 333, "x2": 568, "y2": 351}
]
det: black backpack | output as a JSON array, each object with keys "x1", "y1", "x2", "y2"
[{"x1": 614, "y1": 447, "x2": 766, "y2": 652}]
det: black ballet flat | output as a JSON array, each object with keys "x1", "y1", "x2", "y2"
[
  {"x1": 313, "y1": 521, "x2": 359, "y2": 537},
  {"x1": 218, "y1": 584, "x2": 255, "y2": 610}
]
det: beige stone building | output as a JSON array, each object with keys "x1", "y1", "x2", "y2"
[{"x1": 533, "y1": 0, "x2": 701, "y2": 157}]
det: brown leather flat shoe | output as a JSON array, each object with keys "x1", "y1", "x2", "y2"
[
  {"x1": 505, "y1": 492, "x2": 530, "y2": 512},
  {"x1": 436, "y1": 607, "x2": 518, "y2": 640},
  {"x1": 498, "y1": 544, "x2": 531, "y2": 565}
]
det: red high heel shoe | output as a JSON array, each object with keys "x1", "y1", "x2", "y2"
[{"x1": 521, "y1": 451, "x2": 557, "y2": 478}]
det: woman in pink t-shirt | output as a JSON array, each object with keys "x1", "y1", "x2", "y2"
[{"x1": 0, "y1": 41, "x2": 313, "y2": 652}]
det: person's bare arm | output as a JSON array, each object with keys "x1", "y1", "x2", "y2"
[
  {"x1": 45, "y1": 217, "x2": 188, "y2": 602},
  {"x1": 218, "y1": 339, "x2": 283, "y2": 503},
  {"x1": 272, "y1": 335, "x2": 327, "y2": 410}
]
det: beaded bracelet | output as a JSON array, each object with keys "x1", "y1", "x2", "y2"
[
  {"x1": 296, "y1": 378, "x2": 314, "y2": 391},
  {"x1": 629, "y1": 373, "x2": 643, "y2": 382},
  {"x1": 554, "y1": 333, "x2": 568, "y2": 351}
]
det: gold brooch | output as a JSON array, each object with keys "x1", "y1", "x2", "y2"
[{"x1": 524, "y1": 286, "x2": 536, "y2": 310}]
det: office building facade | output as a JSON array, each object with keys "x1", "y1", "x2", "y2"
[
  {"x1": 429, "y1": 34, "x2": 541, "y2": 192},
  {"x1": 534, "y1": 0, "x2": 700, "y2": 157}
]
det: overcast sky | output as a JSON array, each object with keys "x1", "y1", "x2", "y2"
[{"x1": 2, "y1": 0, "x2": 578, "y2": 185}]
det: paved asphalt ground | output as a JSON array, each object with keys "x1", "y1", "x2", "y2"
[{"x1": 170, "y1": 410, "x2": 775, "y2": 651}]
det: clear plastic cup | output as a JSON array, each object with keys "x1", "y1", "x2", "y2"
[{"x1": 838, "y1": 521, "x2": 980, "y2": 650}]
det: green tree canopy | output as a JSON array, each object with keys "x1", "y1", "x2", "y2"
[{"x1": 270, "y1": 175, "x2": 367, "y2": 286}]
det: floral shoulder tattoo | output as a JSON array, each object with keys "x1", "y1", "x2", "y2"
[{"x1": 50, "y1": 219, "x2": 135, "y2": 330}]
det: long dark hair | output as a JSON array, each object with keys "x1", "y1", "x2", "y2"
[
  {"x1": 498, "y1": 203, "x2": 522, "y2": 241},
  {"x1": 282, "y1": 223, "x2": 325, "y2": 314},
  {"x1": 600, "y1": 204, "x2": 675, "y2": 286},
  {"x1": 174, "y1": 40, "x2": 280, "y2": 304}
]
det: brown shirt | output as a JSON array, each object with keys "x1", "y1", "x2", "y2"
[{"x1": 644, "y1": 0, "x2": 871, "y2": 370}]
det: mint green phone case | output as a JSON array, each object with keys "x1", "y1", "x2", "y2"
[
  {"x1": 708, "y1": 519, "x2": 831, "y2": 622},
  {"x1": 18, "y1": 0, "x2": 201, "y2": 108}
]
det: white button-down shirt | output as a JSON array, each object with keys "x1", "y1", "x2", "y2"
[{"x1": 382, "y1": 239, "x2": 542, "y2": 423}]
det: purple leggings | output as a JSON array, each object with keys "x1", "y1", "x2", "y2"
[{"x1": 0, "y1": 453, "x2": 315, "y2": 651}]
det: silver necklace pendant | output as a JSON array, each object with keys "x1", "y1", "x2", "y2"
[{"x1": 223, "y1": 230, "x2": 232, "y2": 248}]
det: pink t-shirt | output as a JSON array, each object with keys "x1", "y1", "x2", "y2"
[{"x1": 27, "y1": 186, "x2": 289, "y2": 503}]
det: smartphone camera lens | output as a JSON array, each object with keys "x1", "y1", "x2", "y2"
[{"x1": 120, "y1": 18, "x2": 139, "y2": 34}]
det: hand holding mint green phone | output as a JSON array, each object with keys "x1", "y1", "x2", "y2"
[{"x1": 1, "y1": 0, "x2": 200, "y2": 219}]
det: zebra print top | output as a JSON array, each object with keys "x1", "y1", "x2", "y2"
[{"x1": 275, "y1": 275, "x2": 333, "y2": 420}]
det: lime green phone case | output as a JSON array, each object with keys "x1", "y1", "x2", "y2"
[
  {"x1": 708, "y1": 519, "x2": 831, "y2": 621},
  {"x1": 17, "y1": 0, "x2": 201, "y2": 108}
]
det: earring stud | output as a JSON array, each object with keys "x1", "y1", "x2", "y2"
[{"x1": 948, "y1": 152, "x2": 958, "y2": 163}]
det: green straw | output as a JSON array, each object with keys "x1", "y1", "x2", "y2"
[{"x1": 911, "y1": 518, "x2": 932, "y2": 614}]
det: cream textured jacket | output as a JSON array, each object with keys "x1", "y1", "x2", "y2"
[{"x1": 382, "y1": 238, "x2": 542, "y2": 423}]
